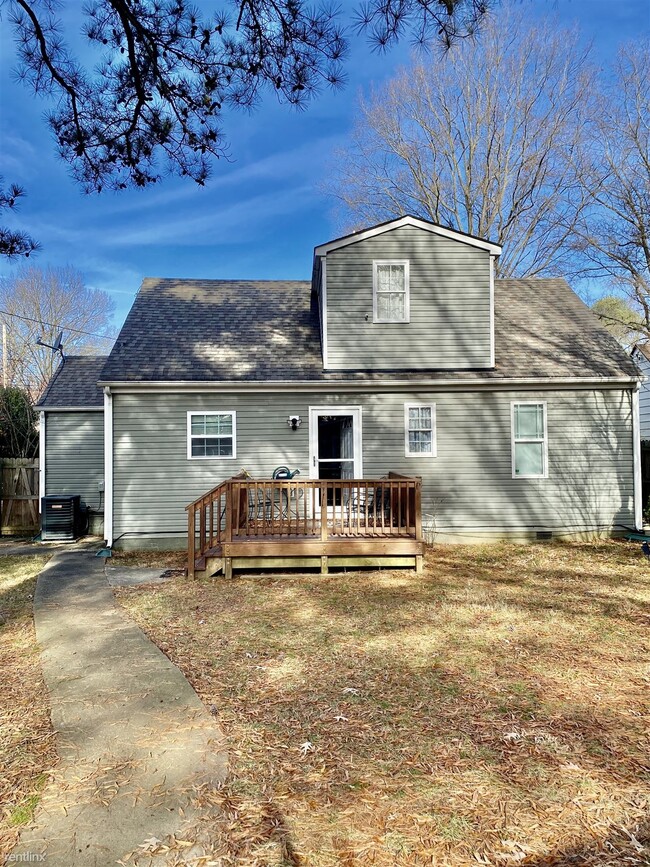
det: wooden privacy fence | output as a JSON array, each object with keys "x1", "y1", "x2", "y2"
[{"x1": 1, "y1": 458, "x2": 39, "y2": 535}]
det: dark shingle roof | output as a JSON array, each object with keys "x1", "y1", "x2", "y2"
[
  {"x1": 36, "y1": 355, "x2": 107, "y2": 408},
  {"x1": 100, "y1": 280, "x2": 323, "y2": 382},
  {"x1": 98, "y1": 277, "x2": 639, "y2": 383},
  {"x1": 493, "y1": 279, "x2": 639, "y2": 379}
]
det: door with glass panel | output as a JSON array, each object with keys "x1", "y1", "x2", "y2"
[{"x1": 308, "y1": 407, "x2": 362, "y2": 511}]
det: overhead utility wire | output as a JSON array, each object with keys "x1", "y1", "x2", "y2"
[{"x1": 0, "y1": 309, "x2": 118, "y2": 342}]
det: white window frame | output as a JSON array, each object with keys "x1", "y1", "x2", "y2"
[
  {"x1": 187, "y1": 411, "x2": 237, "y2": 460},
  {"x1": 373, "y1": 260, "x2": 410, "y2": 324},
  {"x1": 511, "y1": 401, "x2": 548, "y2": 479},
  {"x1": 404, "y1": 403, "x2": 437, "y2": 458}
]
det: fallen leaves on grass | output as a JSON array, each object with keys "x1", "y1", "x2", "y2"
[
  {"x1": 115, "y1": 541, "x2": 650, "y2": 865},
  {"x1": 0, "y1": 555, "x2": 56, "y2": 858},
  {"x1": 112, "y1": 550, "x2": 187, "y2": 570}
]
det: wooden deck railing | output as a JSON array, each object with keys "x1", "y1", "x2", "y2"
[{"x1": 186, "y1": 472, "x2": 422, "y2": 574}]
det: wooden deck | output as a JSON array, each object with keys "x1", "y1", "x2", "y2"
[{"x1": 186, "y1": 473, "x2": 424, "y2": 578}]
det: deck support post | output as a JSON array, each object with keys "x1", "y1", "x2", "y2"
[
  {"x1": 320, "y1": 555, "x2": 329, "y2": 575},
  {"x1": 415, "y1": 554, "x2": 423, "y2": 574},
  {"x1": 224, "y1": 557, "x2": 233, "y2": 579}
]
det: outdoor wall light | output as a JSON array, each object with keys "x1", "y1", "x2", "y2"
[{"x1": 287, "y1": 415, "x2": 302, "y2": 430}]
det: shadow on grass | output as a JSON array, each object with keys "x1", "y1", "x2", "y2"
[
  {"x1": 205, "y1": 544, "x2": 649, "y2": 772},
  {"x1": 517, "y1": 817, "x2": 649, "y2": 866},
  {"x1": 0, "y1": 556, "x2": 48, "y2": 626},
  {"x1": 297, "y1": 541, "x2": 650, "y2": 628},
  {"x1": 119, "y1": 540, "x2": 650, "y2": 864}
]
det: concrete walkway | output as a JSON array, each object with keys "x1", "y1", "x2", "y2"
[{"x1": 12, "y1": 550, "x2": 227, "y2": 866}]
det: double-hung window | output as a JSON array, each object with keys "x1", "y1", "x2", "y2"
[
  {"x1": 373, "y1": 261, "x2": 410, "y2": 323},
  {"x1": 511, "y1": 402, "x2": 547, "y2": 478},
  {"x1": 187, "y1": 412, "x2": 236, "y2": 459},
  {"x1": 405, "y1": 403, "x2": 437, "y2": 457}
]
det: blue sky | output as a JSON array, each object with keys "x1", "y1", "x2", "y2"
[{"x1": 1, "y1": 0, "x2": 648, "y2": 335}]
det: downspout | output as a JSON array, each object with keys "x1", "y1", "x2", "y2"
[
  {"x1": 38, "y1": 411, "x2": 46, "y2": 507},
  {"x1": 321, "y1": 255, "x2": 328, "y2": 369},
  {"x1": 632, "y1": 384, "x2": 643, "y2": 531},
  {"x1": 103, "y1": 386, "x2": 113, "y2": 546},
  {"x1": 489, "y1": 254, "x2": 496, "y2": 368}
]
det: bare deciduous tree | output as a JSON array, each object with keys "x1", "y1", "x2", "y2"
[
  {"x1": 327, "y1": 6, "x2": 593, "y2": 277},
  {"x1": 575, "y1": 42, "x2": 650, "y2": 340},
  {"x1": 0, "y1": 266, "x2": 115, "y2": 398}
]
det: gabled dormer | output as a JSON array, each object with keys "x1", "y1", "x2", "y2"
[{"x1": 312, "y1": 216, "x2": 501, "y2": 370}]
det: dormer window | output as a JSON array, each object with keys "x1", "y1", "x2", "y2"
[{"x1": 373, "y1": 261, "x2": 410, "y2": 323}]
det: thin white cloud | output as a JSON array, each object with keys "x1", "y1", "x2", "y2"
[
  {"x1": 93, "y1": 134, "x2": 342, "y2": 218},
  {"x1": 97, "y1": 183, "x2": 316, "y2": 248},
  {"x1": 1, "y1": 128, "x2": 56, "y2": 181},
  {"x1": 11, "y1": 132, "x2": 339, "y2": 260}
]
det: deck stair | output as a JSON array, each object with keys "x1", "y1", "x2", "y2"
[{"x1": 186, "y1": 473, "x2": 423, "y2": 578}]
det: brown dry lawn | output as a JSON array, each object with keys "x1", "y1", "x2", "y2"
[
  {"x1": 114, "y1": 541, "x2": 650, "y2": 866},
  {"x1": 0, "y1": 555, "x2": 56, "y2": 858}
]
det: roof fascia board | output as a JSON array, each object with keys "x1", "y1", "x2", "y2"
[
  {"x1": 99, "y1": 376, "x2": 639, "y2": 394},
  {"x1": 36, "y1": 406, "x2": 104, "y2": 412},
  {"x1": 314, "y1": 216, "x2": 502, "y2": 257}
]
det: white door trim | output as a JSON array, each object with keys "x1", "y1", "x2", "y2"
[{"x1": 308, "y1": 406, "x2": 363, "y2": 480}]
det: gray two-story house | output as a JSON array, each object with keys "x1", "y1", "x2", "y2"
[{"x1": 38, "y1": 216, "x2": 643, "y2": 571}]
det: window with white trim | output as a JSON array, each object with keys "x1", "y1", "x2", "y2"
[
  {"x1": 405, "y1": 403, "x2": 436, "y2": 457},
  {"x1": 187, "y1": 412, "x2": 236, "y2": 459},
  {"x1": 373, "y1": 260, "x2": 410, "y2": 323},
  {"x1": 511, "y1": 402, "x2": 547, "y2": 478}
]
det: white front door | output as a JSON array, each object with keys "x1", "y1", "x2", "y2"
[{"x1": 308, "y1": 406, "x2": 363, "y2": 481}]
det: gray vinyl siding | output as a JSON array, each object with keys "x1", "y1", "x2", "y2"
[
  {"x1": 325, "y1": 225, "x2": 492, "y2": 370},
  {"x1": 637, "y1": 354, "x2": 650, "y2": 439},
  {"x1": 45, "y1": 412, "x2": 105, "y2": 512},
  {"x1": 112, "y1": 388, "x2": 634, "y2": 542}
]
